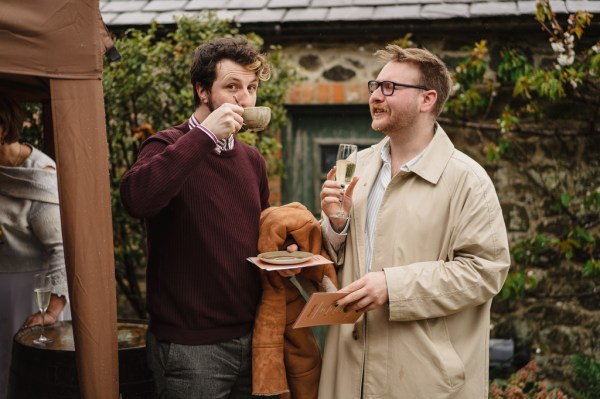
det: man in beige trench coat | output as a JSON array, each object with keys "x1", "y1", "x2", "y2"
[{"x1": 318, "y1": 45, "x2": 511, "y2": 398}]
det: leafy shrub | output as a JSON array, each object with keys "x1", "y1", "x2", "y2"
[{"x1": 489, "y1": 361, "x2": 568, "y2": 398}]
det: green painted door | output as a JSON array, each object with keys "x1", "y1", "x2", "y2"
[{"x1": 282, "y1": 105, "x2": 381, "y2": 216}]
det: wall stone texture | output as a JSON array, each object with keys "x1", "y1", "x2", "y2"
[{"x1": 282, "y1": 35, "x2": 600, "y2": 383}]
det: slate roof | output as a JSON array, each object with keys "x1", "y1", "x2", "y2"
[{"x1": 100, "y1": 0, "x2": 600, "y2": 27}]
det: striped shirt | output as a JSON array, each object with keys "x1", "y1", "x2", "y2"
[
  {"x1": 188, "y1": 114, "x2": 234, "y2": 154},
  {"x1": 364, "y1": 140, "x2": 423, "y2": 272}
]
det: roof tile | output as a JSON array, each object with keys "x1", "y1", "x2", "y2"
[
  {"x1": 99, "y1": 0, "x2": 583, "y2": 25},
  {"x1": 566, "y1": 0, "x2": 600, "y2": 13},
  {"x1": 354, "y1": 0, "x2": 397, "y2": 5},
  {"x1": 185, "y1": 0, "x2": 229, "y2": 10},
  {"x1": 328, "y1": 6, "x2": 375, "y2": 20},
  {"x1": 316, "y1": 0, "x2": 354, "y2": 7},
  {"x1": 373, "y1": 5, "x2": 421, "y2": 19},
  {"x1": 267, "y1": 0, "x2": 311, "y2": 7},
  {"x1": 421, "y1": 3, "x2": 469, "y2": 18},
  {"x1": 101, "y1": 12, "x2": 118, "y2": 24},
  {"x1": 414, "y1": 0, "x2": 455, "y2": 3},
  {"x1": 215, "y1": 9, "x2": 244, "y2": 20},
  {"x1": 518, "y1": 1, "x2": 568, "y2": 14},
  {"x1": 228, "y1": 0, "x2": 270, "y2": 9},
  {"x1": 517, "y1": 1, "x2": 538, "y2": 14},
  {"x1": 548, "y1": 0, "x2": 568, "y2": 13},
  {"x1": 238, "y1": 8, "x2": 287, "y2": 22},
  {"x1": 283, "y1": 8, "x2": 329, "y2": 21},
  {"x1": 111, "y1": 11, "x2": 158, "y2": 25},
  {"x1": 471, "y1": 1, "x2": 518, "y2": 16},
  {"x1": 144, "y1": 1, "x2": 189, "y2": 12},
  {"x1": 103, "y1": 1, "x2": 148, "y2": 13},
  {"x1": 155, "y1": 11, "x2": 188, "y2": 24}
]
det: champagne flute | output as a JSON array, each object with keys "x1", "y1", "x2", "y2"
[
  {"x1": 331, "y1": 144, "x2": 358, "y2": 219},
  {"x1": 32, "y1": 273, "x2": 53, "y2": 345}
]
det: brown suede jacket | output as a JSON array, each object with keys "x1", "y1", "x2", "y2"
[{"x1": 252, "y1": 202, "x2": 338, "y2": 398}]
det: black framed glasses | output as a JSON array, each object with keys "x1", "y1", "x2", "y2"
[{"x1": 367, "y1": 80, "x2": 429, "y2": 96}]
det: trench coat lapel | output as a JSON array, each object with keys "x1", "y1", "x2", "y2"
[{"x1": 350, "y1": 138, "x2": 386, "y2": 277}]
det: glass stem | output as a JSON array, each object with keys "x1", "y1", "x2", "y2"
[
  {"x1": 40, "y1": 311, "x2": 45, "y2": 338},
  {"x1": 339, "y1": 190, "x2": 345, "y2": 216}
]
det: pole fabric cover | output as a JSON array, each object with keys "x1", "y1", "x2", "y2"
[
  {"x1": 0, "y1": 1, "x2": 119, "y2": 397},
  {"x1": 51, "y1": 78, "x2": 119, "y2": 399}
]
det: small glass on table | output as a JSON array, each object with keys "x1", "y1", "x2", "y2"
[
  {"x1": 331, "y1": 143, "x2": 357, "y2": 219},
  {"x1": 32, "y1": 273, "x2": 53, "y2": 345}
]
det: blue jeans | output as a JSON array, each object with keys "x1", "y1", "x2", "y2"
[{"x1": 146, "y1": 330, "x2": 258, "y2": 399}]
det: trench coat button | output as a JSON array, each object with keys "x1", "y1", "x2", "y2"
[{"x1": 352, "y1": 327, "x2": 358, "y2": 340}]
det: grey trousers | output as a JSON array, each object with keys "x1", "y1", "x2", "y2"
[{"x1": 146, "y1": 330, "x2": 259, "y2": 399}]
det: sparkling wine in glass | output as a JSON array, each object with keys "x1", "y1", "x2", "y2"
[
  {"x1": 33, "y1": 273, "x2": 53, "y2": 345},
  {"x1": 332, "y1": 144, "x2": 358, "y2": 219}
]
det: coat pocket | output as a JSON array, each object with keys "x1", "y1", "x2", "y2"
[{"x1": 425, "y1": 317, "x2": 465, "y2": 390}]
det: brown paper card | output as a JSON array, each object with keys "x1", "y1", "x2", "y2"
[{"x1": 293, "y1": 292, "x2": 362, "y2": 328}]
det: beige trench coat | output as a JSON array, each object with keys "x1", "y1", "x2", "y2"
[{"x1": 319, "y1": 126, "x2": 510, "y2": 399}]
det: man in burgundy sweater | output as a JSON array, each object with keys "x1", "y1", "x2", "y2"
[{"x1": 120, "y1": 37, "x2": 272, "y2": 398}]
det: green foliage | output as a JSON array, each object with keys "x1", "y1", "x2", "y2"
[
  {"x1": 389, "y1": 33, "x2": 416, "y2": 49},
  {"x1": 572, "y1": 354, "x2": 600, "y2": 398},
  {"x1": 497, "y1": 48, "x2": 534, "y2": 84},
  {"x1": 19, "y1": 103, "x2": 44, "y2": 148},
  {"x1": 582, "y1": 258, "x2": 600, "y2": 278},
  {"x1": 499, "y1": 269, "x2": 539, "y2": 301},
  {"x1": 445, "y1": 0, "x2": 600, "y2": 303},
  {"x1": 512, "y1": 234, "x2": 557, "y2": 266},
  {"x1": 102, "y1": 13, "x2": 300, "y2": 317},
  {"x1": 446, "y1": 40, "x2": 493, "y2": 119},
  {"x1": 447, "y1": 0, "x2": 599, "y2": 128}
]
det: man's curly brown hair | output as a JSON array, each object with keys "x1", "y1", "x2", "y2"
[{"x1": 190, "y1": 37, "x2": 271, "y2": 107}]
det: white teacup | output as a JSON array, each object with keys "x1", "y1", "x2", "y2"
[{"x1": 241, "y1": 106, "x2": 271, "y2": 132}]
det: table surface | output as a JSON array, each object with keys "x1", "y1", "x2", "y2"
[{"x1": 14, "y1": 321, "x2": 148, "y2": 351}]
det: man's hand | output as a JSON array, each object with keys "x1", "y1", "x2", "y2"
[
  {"x1": 335, "y1": 271, "x2": 388, "y2": 313},
  {"x1": 200, "y1": 103, "x2": 244, "y2": 140},
  {"x1": 276, "y1": 244, "x2": 302, "y2": 278},
  {"x1": 320, "y1": 168, "x2": 359, "y2": 232}
]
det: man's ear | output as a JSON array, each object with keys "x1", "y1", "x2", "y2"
[
  {"x1": 196, "y1": 83, "x2": 208, "y2": 103},
  {"x1": 420, "y1": 90, "x2": 438, "y2": 114}
]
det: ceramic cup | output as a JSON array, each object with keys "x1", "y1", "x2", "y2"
[{"x1": 241, "y1": 106, "x2": 271, "y2": 132}]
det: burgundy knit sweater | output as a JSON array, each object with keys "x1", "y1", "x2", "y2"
[{"x1": 120, "y1": 121, "x2": 270, "y2": 345}]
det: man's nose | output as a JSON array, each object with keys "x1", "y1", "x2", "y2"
[
  {"x1": 236, "y1": 89, "x2": 255, "y2": 107},
  {"x1": 369, "y1": 88, "x2": 385, "y2": 102}
]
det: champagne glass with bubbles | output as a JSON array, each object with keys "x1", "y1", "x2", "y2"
[
  {"x1": 32, "y1": 273, "x2": 53, "y2": 345},
  {"x1": 331, "y1": 144, "x2": 357, "y2": 219}
]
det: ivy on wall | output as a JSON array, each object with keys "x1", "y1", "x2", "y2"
[{"x1": 441, "y1": 1, "x2": 599, "y2": 302}]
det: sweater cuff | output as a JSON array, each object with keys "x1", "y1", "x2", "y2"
[{"x1": 195, "y1": 124, "x2": 218, "y2": 145}]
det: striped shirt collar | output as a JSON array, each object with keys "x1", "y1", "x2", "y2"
[
  {"x1": 188, "y1": 114, "x2": 235, "y2": 154},
  {"x1": 380, "y1": 139, "x2": 425, "y2": 173}
]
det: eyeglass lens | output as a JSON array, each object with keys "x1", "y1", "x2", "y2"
[{"x1": 368, "y1": 81, "x2": 395, "y2": 95}]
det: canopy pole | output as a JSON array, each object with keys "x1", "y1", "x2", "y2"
[{"x1": 50, "y1": 78, "x2": 119, "y2": 399}]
